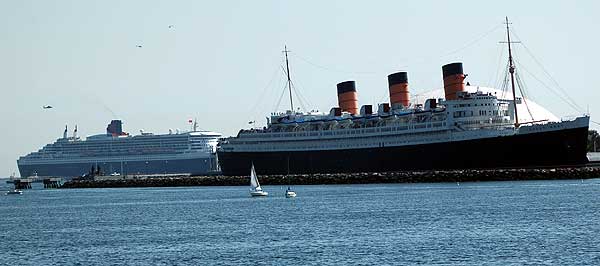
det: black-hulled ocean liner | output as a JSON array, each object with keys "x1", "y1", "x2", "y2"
[
  {"x1": 18, "y1": 120, "x2": 221, "y2": 177},
  {"x1": 217, "y1": 19, "x2": 589, "y2": 176}
]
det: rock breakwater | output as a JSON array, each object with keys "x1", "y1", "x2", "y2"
[{"x1": 60, "y1": 167, "x2": 600, "y2": 189}]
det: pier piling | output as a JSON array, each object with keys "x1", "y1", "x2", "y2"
[
  {"x1": 14, "y1": 179, "x2": 33, "y2": 189},
  {"x1": 43, "y1": 178, "x2": 62, "y2": 189}
]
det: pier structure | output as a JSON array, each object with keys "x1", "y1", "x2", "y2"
[
  {"x1": 43, "y1": 178, "x2": 62, "y2": 188},
  {"x1": 13, "y1": 179, "x2": 33, "y2": 189}
]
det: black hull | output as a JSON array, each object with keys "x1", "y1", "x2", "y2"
[{"x1": 217, "y1": 127, "x2": 589, "y2": 176}]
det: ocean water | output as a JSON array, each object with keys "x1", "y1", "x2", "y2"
[{"x1": 1, "y1": 179, "x2": 600, "y2": 265}]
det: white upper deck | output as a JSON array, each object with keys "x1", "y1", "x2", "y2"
[
  {"x1": 19, "y1": 128, "x2": 222, "y2": 162},
  {"x1": 219, "y1": 87, "x2": 587, "y2": 153}
]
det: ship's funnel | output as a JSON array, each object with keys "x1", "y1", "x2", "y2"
[
  {"x1": 107, "y1": 120, "x2": 124, "y2": 136},
  {"x1": 388, "y1": 72, "x2": 410, "y2": 108},
  {"x1": 442, "y1": 62, "x2": 466, "y2": 100},
  {"x1": 337, "y1": 81, "x2": 358, "y2": 115}
]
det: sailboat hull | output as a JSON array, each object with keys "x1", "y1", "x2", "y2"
[{"x1": 250, "y1": 191, "x2": 268, "y2": 197}]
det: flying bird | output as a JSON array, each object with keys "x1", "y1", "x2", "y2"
[
  {"x1": 168, "y1": 25, "x2": 174, "y2": 29},
  {"x1": 136, "y1": 45, "x2": 142, "y2": 48},
  {"x1": 43, "y1": 105, "x2": 53, "y2": 109}
]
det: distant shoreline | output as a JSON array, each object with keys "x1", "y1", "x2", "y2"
[{"x1": 59, "y1": 167, "x2": 600, "y2": 189}]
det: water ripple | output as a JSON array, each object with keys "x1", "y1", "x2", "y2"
[{"x1": 1, "y1": 180, "x2": 599, "y2": 265}]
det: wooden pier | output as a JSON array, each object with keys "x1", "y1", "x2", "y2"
[
  {"x1": 13, "y1": 179, "x2": 32, "y2": 189},
  {"x1": 8, "y1": 177, "x2": 63, "y2": 189},
  {"x1": 43, "y1": 178, "x2": 62, "y2": 188}
]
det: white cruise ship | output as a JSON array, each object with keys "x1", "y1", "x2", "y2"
[{"x1": 17, "y1": 120, "x2": 222, "y2": 177}]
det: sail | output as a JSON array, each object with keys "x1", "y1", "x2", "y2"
[{"x1": 250, "y1": 164, "x2": 260, "y2": 189}]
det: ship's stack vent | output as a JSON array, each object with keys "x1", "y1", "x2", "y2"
[
  {"x1": 377, "y1": 103, "x2": 390, "y2": 114},
  {"x1": 388, "y1": 72, "x2": 410, "y2": 108},
  {"x1": 442, "y1": 62, "x2": 466, "y2": 100},
  {"x1": 424, "y1": 99, "x2": 437, "y2": 111},
  {"x1": 428, "y1": 98, "x2": 437, "y2": 109},
  {"x1": 336, "y1": 81, "x2": 359, "y2": 115},
  {"x1": 360, "y1": 105, "x2": 373, "y2": 116},
  {"x1": 329, "y1": 107, "x2": 342, "y2": 117}
]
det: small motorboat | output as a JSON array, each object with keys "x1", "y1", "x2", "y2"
[
  {"x1": 6, "y1": 189, "x2": 23, "y2": 195},
  {"x1": 285, "y1": 186, "x2": 296, "y2": 198},
  {"x1": 249, "y1": 163, "x2": 268, "y2": 197}
]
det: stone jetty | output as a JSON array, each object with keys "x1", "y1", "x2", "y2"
[{"x1": 60, "y1": 167, "x2": 600, "y2": 189}]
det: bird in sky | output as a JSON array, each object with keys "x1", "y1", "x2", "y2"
[
  {"x1": 168, "y1": 25, "x2": 174, "y2": 29},
  {"x1": 136, "y1": 45, "x2": 142, "y2": 48},
  {"x1": 43, "y1": 105, "x2": 53, "y2": 109}
]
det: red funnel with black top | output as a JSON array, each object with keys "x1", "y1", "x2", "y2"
[
  {"x1": 442, "y1": 62, "x2": 466, "y2": 100},
  {"x1": 388, "y1": 72, "x2": 410, "y2": 108},
  {"x1": 337, "y1": 81, "x2": 359, "y2": 115}
]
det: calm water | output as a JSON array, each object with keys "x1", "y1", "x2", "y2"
[{"x1": 1, "y1": 179, "x2": 600, "y2": 265}]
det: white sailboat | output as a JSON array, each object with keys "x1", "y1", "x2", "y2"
[
  {"x1": 249, "y1": 163, "x2": 268, "y2": 197},
  {"x1": 285, "y1": 186, "x2": 296, "y2": 198},
  {"x1": 284, "y1": 156, "x2": 296, "y2": 198}
]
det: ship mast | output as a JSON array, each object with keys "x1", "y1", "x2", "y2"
[
  {"x1": 504, "y1": 17, "x2": 520, "y2": 128},
  {"x1": 283, "y1": 45, "x2": 294, "y2": 112}
]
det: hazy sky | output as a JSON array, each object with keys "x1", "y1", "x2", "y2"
[{"x1": 1, "y1": 0, "x2": 599, "y2": 176}]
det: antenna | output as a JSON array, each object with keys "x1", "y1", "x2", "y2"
[
  {"x1": 283, "y1": 45, "x2": 294, "y2": 112},
  {"x1": 501, "y1": 17, "x2": 521, "y2": 128}
]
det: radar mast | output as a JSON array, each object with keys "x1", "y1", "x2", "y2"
[
  {"x1": 504, "y1": 17, "x2": 520, "y2": 128},
  {"x1": 283, "y1": 46, "x2": 294, "y2": 112}
]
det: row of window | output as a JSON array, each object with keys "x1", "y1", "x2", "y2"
[
  {"x1": 234, "y1": 131, "x2": 448, "y2": 151},
  {"x1": 454, "y1": 109, "x2": 509, "y2": 118},
  {"x1": 241, "y1": 122, "x2": 448, "y2": 140},
  {"x1": 454, "y1": 102, "x2": 502, "y2": 108}
]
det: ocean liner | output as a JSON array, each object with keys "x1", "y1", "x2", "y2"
[
  {"x1": 217, "y1": 19, "x2": 589, "y2": 176},
  {"x1": 17, "y1": 120, "x2": 221, "y2": 177}
]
